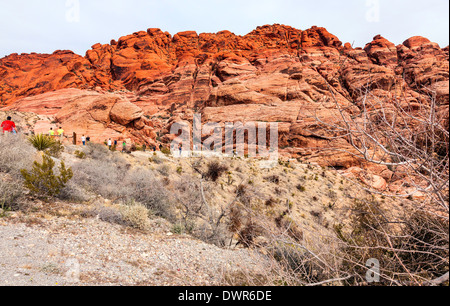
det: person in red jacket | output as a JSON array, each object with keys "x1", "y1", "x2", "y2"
[{"x1": 1, "y1": 116, "x2": 16, "y2": 134}]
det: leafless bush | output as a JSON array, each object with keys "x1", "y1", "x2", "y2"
[
  {"x1": 58, "y1": 180, "x2": 93, "y2": 203},
  {"x1": 205, "y1": 160, "x2": 229, "y2": 182},
  {"x1": 82, "y1": 202, "x2": 126, "y2": 225},
  {"x1": 149, "y1": 155, "x2": 165, "y2": 164},
  {"x1": 264, "y1": 175, "x2": 280, "y2": 184},
  {"x1": 83, "y1": 142, "x2": 111, "y2": 161},
  {"x1": 0, "y1": 178, "x2": 23, "y2": 211},
  {"x1": 173, "y1": 175, "x2": 229, "y2": 246},
  {"x1": 157, "y1": 164, "x2": 171, "y2": 177},
  {"x1": 0, "y1": 134, "x2": 35, "y2": 177},
  {"x1": 120, "y1": 168, "x2": 175, "y2": 221},
  {"x1": 309, "y1": 83, "x2": 450, "y2": 286},
  {"x1": 331, "y1": 197, "x2": 449, "y2": 286},
  {"x1": 220, "y1": 84, "x2": 449, "y2": 286},
  {"x1": 70, "y1": 158, "x2": 127, "y2": 199}
]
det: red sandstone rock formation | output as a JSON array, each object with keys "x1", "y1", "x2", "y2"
[{"x1": 0, "y1": 24, "x2": 448, "y2": 177}]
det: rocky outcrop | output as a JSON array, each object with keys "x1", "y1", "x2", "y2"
[
  {"x1": 110, "y1": 101, "x2": 144, "y2": 126},
  {"x1": 1, "y1": 24, "x2": 448, "y2": 177},
  {"x1": 2, "y1": 88, "x2": 156, "y2": 146}
]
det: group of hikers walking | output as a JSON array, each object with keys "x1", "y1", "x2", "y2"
[
  {"x1": 1, "y1": 117, "x2": 64, "y2": 139},
  {"x1": 2, "y1": 116, "x2": 165, "y2": 155},
  {"x1": 48, "y1": 127, "x2": 65, "y2": 140},
  {"x1": 82, "y1": 136, "x2": 156, "y2": 153}
]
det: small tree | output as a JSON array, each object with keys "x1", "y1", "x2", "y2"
[{"x1": 21, "y1": 153, "x2": 73, "y2": 198}]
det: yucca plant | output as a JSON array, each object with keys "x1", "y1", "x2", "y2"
[{"x1": 28, "y1": 134, "x2": 56, "y2": 151}]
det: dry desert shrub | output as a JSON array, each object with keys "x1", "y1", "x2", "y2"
[
  {"x1": 0, "y1": 133, "x2": 35, "y2": 177},
  {"x1": 119, "y1": 168, "x2": 175, "y2": 221},
  {"x1": 58, "y1": 179, "x2": 93, "y2": 203},
  {"x1": 0, "y1": 178, "x2": 23, "y2": 211},
  {"x1": 83, "y1": 142, "x2": 111, "y2": 161},
  {"x1": 205, "y1": 160, "x2": 229, "y2": 182},
  {"x1": 69, "y1": 144, "x2": 175, "y2": 220},
  {"x1": 119, "y1": 201, "x2": 152, "y2": 231},
  {"x1": 81, "y1": 200, "x2": 153, "y2": 231},
  {"x1": 0, "y1": 135, "x2": 34, "y2": 210},
  {"x1": 157, "y1": 164, "x2": 171, "y2": 177},
  {"x1": 70, "y1": 158, "x2": 127, "y2": 199},
  {"x1": 87, "y1": 203, "x2": 126, "y2": 225},
  {"x1": 173, "y1": 175, "x2": 229, "y2": 246}
]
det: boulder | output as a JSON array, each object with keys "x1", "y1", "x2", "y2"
[{"x1": 110, "y1": 101, "x2": 144, "y2": 125}]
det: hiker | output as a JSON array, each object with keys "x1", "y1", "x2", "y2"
[
  {"x1": 178, "y1": 143, "x2": 182, "y2": 157},
  {"x1": 49, "y1": 127, "x2": 55, "y2": 137},
  {"x1": 1, "y1": 116, "x2": 16, "y2": 134},
  {"x1": 86, "y1": 136, "x2": 91, "y2": 143},
  {"x1": 153, "y1": 146, "x2": 156, "y2": 152},
  {"x1": 142, "y1": 144, "x2": 146, "y2": 152},
  {"x1": 57, "y1": 127, "x2": 64, "y2": 140},
  {"x1": 122, "y1": 141, "x2": 127, "y2": 152},
  {"x1": 159, "y1": 144, "x2": 163, "y2": 151},
  {"x1": 108, "y1": 138, "x2": 112, "y2": 150},
  {"x1": 81, "y1": 135, "x2": 86, "y2": 146},
  {"x1": 114, "y1": 139, "x2": 118, "y2": 147}
]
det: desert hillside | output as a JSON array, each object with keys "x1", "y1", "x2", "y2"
[
  {"x1": 0, "y1": 136, "x2": 403, "y2": 285},
  {"x1": 0, "y1": 133, "x2": 448, "y2": 286},
  {"x1": 0, "y1": 24, "x2": 448, "y2": 286}
]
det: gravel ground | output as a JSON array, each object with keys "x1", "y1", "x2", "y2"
[{"x1": 0, "y1": 206, "x2": 267, "y2": 286}]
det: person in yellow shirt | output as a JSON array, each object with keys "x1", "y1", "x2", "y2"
[
  {"x1": 49, "y1": 128, "x2": 55, "y2": 137},
  {"x1": 57, "y1": 127, "x2": 64, "y2": 140}
]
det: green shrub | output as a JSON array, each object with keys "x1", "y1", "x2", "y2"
[
  {"x1": 47, "y1": 140, "x2": 64, "y2": 158},
  {"x1": 296, "y1": 184, "x2": 306, "y2": 192},
  {"x1": 20, "y1": 153, "x2": 73, "y2": 198},
  {"x1": 161, "y1": 147, "x2": 171, "y2": 156},
  {"x1": 172, "y1": 223, "x2": 185, "y2": 234},
  {"x1": 74, "y1": 150, "x2": 86, "y2": 159}
]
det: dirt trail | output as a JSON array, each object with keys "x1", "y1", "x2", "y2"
[{"x1": 0, "y1": 209, "x2": 265, "y2": 286}]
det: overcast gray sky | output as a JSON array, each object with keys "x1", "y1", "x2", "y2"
[{"x1": 0, "y1": 0, "x2": 449, "y2": 57}]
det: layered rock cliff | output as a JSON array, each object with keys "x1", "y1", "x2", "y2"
[{"x1": 1, "y1": 24, "x2": 448, "y2": 174}]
